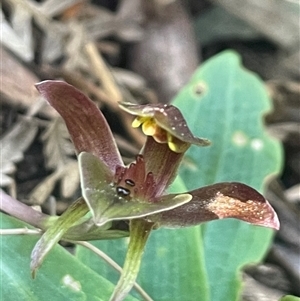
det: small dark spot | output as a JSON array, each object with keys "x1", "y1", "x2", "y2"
[
  {"x1": 125, "y1": 179, "x2": 135, "y2": 186},
  {"x1": 193, "y1": 82, "x2": 206, "y2": 96},
  {"x1": 116, "y1": 186, "x2": 131, "y2": 197}
]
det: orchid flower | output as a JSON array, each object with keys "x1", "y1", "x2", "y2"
[{"x1": 34, "y1": 80, "x2": 279, "y2": 301}]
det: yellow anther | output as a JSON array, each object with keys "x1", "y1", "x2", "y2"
[
  {"x1": 132, "y1": 116, "x2": 148, "y2": 128},
  {"x1": 142, "y1": 119, "x2": 157, "y2": 136},
  {"x1": 167, "y1": 132, "x2": 190, "y2": 153},
  {"x1": 132, "y1": 115, "x2": 191, "y2": 153}
]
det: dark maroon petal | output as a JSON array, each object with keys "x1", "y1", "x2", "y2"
[
  {"x1": 149, "y1": 182, "x2": 280, "y2": 230},
  {"x1": 119, "y1": 102, "x2": 210, "y2": 147},
  {"x1": 36, "y1": 80, "x2": 123, "y2": 172},
  {"x1": 141, "y1": 137, "x2": 184, "y2": 197}
]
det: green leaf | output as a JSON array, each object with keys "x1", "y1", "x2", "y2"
[
  {"x1": 280, "y1": 296, "x2": 300, "y2": 301},
  {"x1": 172, "y1": 50, "x2": 282, "y2": 300},
  {"x1": 201, "y1": 219, "x2": 274, "y2": 299},
  {"x1": 76, "y1": 177, "x2": 210, "y2": 301},
  {"x1": 136, "y1": 226, "x2": 209, "y2": 301},
  {"x1": 76, "y1": 228, "x2": 209, "y2": 301},
  {"x1": 0, "y1": 212, "x2": 138, "y2": 301},
  {"x1": 174, "y1": 50, "x2": 282, "y2": 190}
]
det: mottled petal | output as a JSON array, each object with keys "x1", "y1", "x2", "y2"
[
  {"x1": 149, "y1": 182, "x2": 280, "y2": 230},
  {"x1": 36, "y1": 80, "x2": 123, "y2": 172},
  {"x1": 120, "y1": 102, "x2": 210, "y2": 151},
  {"x1": 79, "y1": 152, "x2": 191, "y2": 226}
]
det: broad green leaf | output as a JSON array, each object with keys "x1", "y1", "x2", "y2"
[
  {"x1": 76, "y1": 239, "x2": 128, "y2": 287},
  {"x1": 136, "y1": 226, "x2": 208, "y2": 301},
  {"x1": 0, "y1": 212, "x2": 138, "y2": 301},
  {"x1": 172, "y1": 50, "x2": 282, "y2": 300},
  {"x1": 76, "y1": 228, "x2": 209, "y2": 301},
  {"x1": 173, "y1": 51, "x2": 281, "y2": 190},
  {"x1": 76, "y1": 177, "x2": 209, "y2": 301},
  {"x1": 201, "y1": 219, "x2": 275, "y2": 300},
  {"x1": 280, "y1": 296, "x2": 300, "y2": 301}
]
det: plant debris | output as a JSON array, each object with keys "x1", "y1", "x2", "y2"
[{"x1": 1, "y1": 0, "x2": 299, "y2": 299}]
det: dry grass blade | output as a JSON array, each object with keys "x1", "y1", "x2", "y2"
[
  {"x1": 29, "y1": 160, "x2": 79, "y2": 205},
  {"x1": 0, "y1": 6, "x2": 33, "y2": 61},
  {"x1": 38, "y1": 0, "x2": 82, "y2": 18},
  {"x1": 85, "y1": 42, "x2": 122, "y2": 107},
  {"x1": 210, "y1": 0, "x2": 300, "y2": 49},
  {"x1": 284, "y1": 184, "x2": 300, "y2": 203},
  {"x1": 0, "y1": 118, "x2": 38, "y2": 193},
  {"x1": 0, "y1": 46, "x2": 38, "y2": 105},
  {"x1": 41, "y1": 117, "x2": 74, "y2": 170},
  {"x1": 4, "y1": 0, "x2": 69, "y2": 63}
]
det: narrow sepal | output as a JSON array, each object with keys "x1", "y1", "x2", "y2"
[
  {"x1": 149, "y1": 182, "x2": 279, "y2": 230},
  {"x1": 30, "y1": 197, "x2": 89, "y2": 277},
  {"x1": 35, "y1": 80, "x2": 123, "y2": 172},
  {"x1": 79, "y1": 152, "x2": 192, "y2": 226},
  {"x1": 95, "y1": 193, "x2": 192, "y2": 227}
]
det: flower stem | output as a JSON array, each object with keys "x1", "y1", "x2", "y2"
[{"x1": 109, "y1": 219, "x2": 153, "y2": 301}]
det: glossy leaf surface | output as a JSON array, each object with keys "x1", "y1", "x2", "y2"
[
  {"x1": 0, "y1": 213, "x2": 138, "y2": 301},
  {"x1": 172, "y1": 50, "x2": 282, "y2": 300},
  {"x1": 280, "y1": 296, "x2": 300, "y2": 301}
]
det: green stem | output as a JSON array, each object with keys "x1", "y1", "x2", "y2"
[{"x1": 109, "y1": 219, "x2": 153, "y2": 301}]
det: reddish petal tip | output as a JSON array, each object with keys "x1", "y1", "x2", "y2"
[
  {"x1": 205, "y1": 183, "x2": 281, "y2": 230},
  {"x1": 150, "y1": 182, "x2": 281, "y2": 230},
  {"x1": 256, "y1": 200, "x2": 280, "y2": 230}
]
